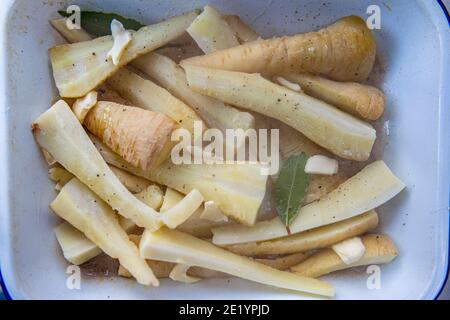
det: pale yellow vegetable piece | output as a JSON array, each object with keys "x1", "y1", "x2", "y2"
[
  {"x1": 49, "y1": 11, "x2": 199, "y2": 97},
  {"x1": 184, "y1": 65, "x2": 376, "y2": 161},
  {"x1": 291, "y1": 234, "x2": 398, "y2": 278},
  {"x1": 226, "y1": 211, "x2": 378, "y2": 256},
  {"x1": 54, "y1": 222, "x2": 102, "y2": 265},
  {"x1": 131, "y1": 53, "x2": 254, "y2": 131},
  {"x1": 32, "y1": 100, "x2": 163, "y2": 231},
  {"x1": 84, "y1": 101, "x2": 178, "y2": 171},
  {"x1": 181, "y1": 16, "x2": 376, "y2": 82},
  {"x1": 107, "y1": 68, "x2": 204, "y2": 134},
  {"x1": 48, "y1": 167, "x2": 74, "y2": 191},
  {"x1": 200, "y1": 201, "x2": 228, "y2": 222},
  {"x1": 304, "y1": 155, "x2": 339, "y2": 176},
  {"x1": 187, "y1": 5, "x2": 239, "y2": 54},
  {"x1": 161, "y1": 189, "x2": 204, "y2": 229},
  {"x1": 223, "y1": 15, "x2": 259, "y2": 43},
  {"x1": 212, "y1": 161, "x2": 405, "y2": 245},
  {"x1": 284, "y1": 73, "x2": 385, "y2": 120},
  {"x1": 72, "y1": 91, "x2": 98, "y2": 123},
  {"x1": 90, "y1": 135, "x2": 268, "y2": 226},
  {"x1": 107, "y1": 19, "x2": 132, "y2": 65},
  {"x1": 169, "y1": 264, "x2": 201, "y2": 284},
  {"x1": 109, "y1": 165, "x2": 151, "y2": 193},
  {"x1": 160, "y1": 188, "x2": 185, "y2": 212},
  {"x1": 140, "y1": 228, "x2": 335, "y2": 296},
  {"x1": 51, "y1": 178, "x2": 158, "y2": 286},
  {"x1": 253, "y1": 252, "x2": 313, "y2": 271},
  {"x1": 134, "y1": 185, "x2": 164, "y2": 211}
]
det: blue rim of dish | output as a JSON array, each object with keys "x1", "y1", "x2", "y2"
[{"x1": 0, "y1": 1, "x2": 449, "y2": 301}]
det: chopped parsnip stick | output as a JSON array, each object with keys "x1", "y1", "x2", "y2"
[
  {"x1": 109, "y1": 165, "x2": 151, "y2": 193},
  {"x1": 161, "y1": 189, "x2": 204, "y2": 229},
  {"x1": 134, "y1": 185, "x2": 164, "y2": 211},
  {"x1": 212, "y1": 161, "x2": 405, "y2": 245},
  {"x1": 54, "y1": 222, "x2": 102, "y2": 265},
  {"x1": 140, "y1": 229, "x2": 335, "y2": 296},
  {"x1": 187, "y1": 5, "x2": 239, "y2": 54},
  {"x1": 181, "y1": 16, "x2": 376, "y2": 82},
  {"x1": 132, "y1": 53, "x2": 254, "y2": 131},
  {"x1": 49, "y1": 11, "x2": 199, "y2": 97},
  {"x1": 49, "y1": 167, "x2": 74, "y2": 191},
  {"x1": 226, "y1": 211, "x2": 378, "y2": 256},
  {"x1": 108, "y1": 68, "x2": 204, "y2": 134},
  {"x1": 48, "y1": 20, "x2": 204, "y2": 134},
  {"x1": 72, "y1": 91, "x2": 98, "y2": 123},
  {"x1": 284, "y1": 74, "x2": 385, "y2": 120},
  {"x1": 169, "y1": 264, "x2": 201, "y2": 284},
  {"x1": 90, "y1": 135, "x2": 268, "y2": 226},
  {"x1": 84, "y1": 101, "x2": 178, "y2": 171},
  {"x1": 51, "y1": 179, "x2": 158, "y2": 286},
  {"x1": 291, "y1": 234, "x2": 398, "y2": 278},
  {"x1": 107, "y1": 20, "x2": 132, "y2": 66},
  {"x1": 32, "y1": 100, "x2": 163, "y2": 231},
  {"x1": 184, "y1": 65, "x2": 376, "y2": 161},
  {"x1": 160, "y1": 188, "x2": 184, "y2": 212},
  {"x1": 223, "y1": 15, "x2": 259, "y2": 43},
  {"x1": 253, "y1": 252, "x2": 313, "y2": 270}
]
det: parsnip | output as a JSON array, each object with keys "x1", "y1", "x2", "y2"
[
  {"x1": 49, "y1": 11, "x2": 199, "y2": 97},
  {"x1": 32, "y1": 100, "x2": 162, "y2": 231},
  {"x1": 140, "y1": 228, "x2": 335, "y2": 296},
  {"x1": 107, "y1": 68, "x2": 204, "y2": 134},
  {"x1": 284, "y1": 74, "x2": 385, "y2": 120},
  {"x1": 291, "y1": 234, "x2": 398, "y2": 278},
  {"x1": 184, "y1": 65, "x2": 376, "y2": 161},
  {"x1": 84, "y1": 101, "x2": 178, "y2": 171},
  {"x1": 51, "y1": 178, "x2": 158, "y2": 286},
  {"x1": 253, "y1": 252, "x2": 313, "y2": 271},
  {"x1": 212, "y1": 161, "x2": 405, "y2": 245},
  {"x1": 226, "y1": 211, "x2": 378, "y2": 256},
  {"x1": 169, "y1": 264, "x2": 201, "y2": 284},
  {"x1": 186, "y1": 5, "x2": 239, "y2": 54},
  {"x1": 109, "y1": 165, "x2": 151, "y2": 193},
  {"x1": 181, "y1": 16, "x2": 376, "y2": 82},
  {"x1": 133, "y1": 185, "x2": 164, "y2": 211},
  {"x1": 90, "y1": 135, "x2": 268, "y2": 226},
  {"x1": 161, "y1": 189, "x2": 204, "y2": 229},
  {"x1": 132, "y1": 53, "x2": 255, "y2": 131},
  {"x1": 48, "y1": 167, "x2": 74, "y2": 191},
  {"x1": 223, "y1": 15, "x2": 259, "y2": 43},
  {"x1": 54, "y1": 222, "x2": 102, "y2": 265}
]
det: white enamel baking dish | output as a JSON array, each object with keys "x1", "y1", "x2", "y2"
[{"x1": 0, "y1": 0, "x2": 449, "y2": 300}]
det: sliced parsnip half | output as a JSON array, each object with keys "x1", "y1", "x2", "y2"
[
  {"x1": 226, "y1": 210, "x2": 378, "y2": 256},
  {"x1": 212, "y1": 161, "x2": 405, "y2": 245},
  {"x1": 90, "y1": 135, "x2": 268, "y2": 226},
  {"x1": 140, "y1": 228, "x2": 335, "y2": 296},
  {"x1": 291, "y1": 234, "x2": 398, "y2": 278},
  {"x1": 49, "y1": 11, "x2": 198, "y2": 97},
  {"x1": 54, "y1": 222, "x2": 102, "y2": 265},
  {"x1": 184, "y1": 66, "x2": 376, "y2": 161},
  {"x1": 186, "y1": 5, "x2": 240, "y2": 53},
  {"x1": 132, "y1": 53, "x2": 254, "y2": 131},
  {"x1": 32, "y1": 100, "x2": 162, "y2": 231},
  {"x1": 51, "y1": 178, "x2": 158, "y2": 286}
]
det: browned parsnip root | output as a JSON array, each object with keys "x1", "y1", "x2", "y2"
[
  {"x1": 284, "y1": 74, "x2": 385, "y2": 120},
  {"x1": 84, "y1": 101, "x2": 178, "y2": 171},
  {"x1": 181, "y1": 16, "x2": 376, "y2": 82},
  {"x1": 291, "y1": 234, "x2": 398, "y2": 278}
]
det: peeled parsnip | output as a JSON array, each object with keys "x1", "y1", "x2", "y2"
[
  {"x1": 223, "y1": 15, "x2": 259, "y2": 43},
  {"x1": 140, "y1": 228, "x2": 335, "y2": 296},
  {"x1": 32, "y1": 100, "x2": 162, "y2": 231},
  {"x1": 49, "y1": 11, "x2": 199, "y2": 97},
  {"x1": 284, "y1": 74, "x2": 385, "y2": 120},
  {"x1": 291, "y1": 234, "x2": 398, "y2": 278},
  {"x1": 51, "y1": 178, "x2": 159, "y2": 286},
  {"x1": 212, "y1": 161, "x2": 405, "y2": 245},
  {"x1": 89, "y1": 134, "x2": 268, "y2": 226},
  {"x1": 84, "y1": 101, "x2": 178, "y2": 171},
  {"x1": 184, "y1": 65, "x2": 376, "y2": 161},
  {"x1": 181, "y1": 16, "x2": 376, "y2": 82},
  {"x1": 226, "y1": 211, "x2": 378, "y2": 256},
  {"x1": 131, "y1": 53, "x2": 255, "y2": 131}
]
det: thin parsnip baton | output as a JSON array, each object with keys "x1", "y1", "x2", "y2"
[
  {"x1": 184, "y1": 65, "x2": 376, "y2": 161},
  {"x1": 225, "y1": 211, "x2": 378, "y2": 256},
  {"x1": 212, "y1": 161, "x2": 405, "y2": 245},
  {"x1": 49, "y1": 11, "x2": 199, "y2": 97},
  {"x1": 84, "y1": 101, "x2": 178, "y2": 171},
  {"x1": 291, "y1": 234, "x2": 398, "y2": 278},
  {"x1": 51, "y1": 178, "x2": 159, "y2": 286},
  {"x1": 284, "y1": 74, "x2": 385, "y2": 120},
  {"x1": 181, "y1": 16, "x2": 376, "y2": 82}
]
